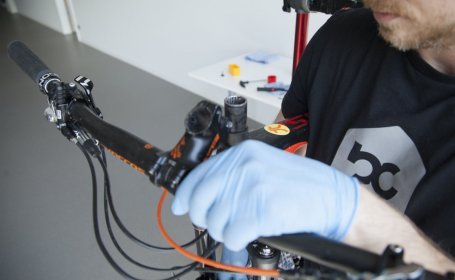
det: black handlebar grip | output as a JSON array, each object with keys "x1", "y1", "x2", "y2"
[{"x1": 7, "y1": 40, "x2": 52, "y2": 84}]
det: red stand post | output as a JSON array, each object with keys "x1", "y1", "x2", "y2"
[{"x1": 293, "y1": 13, "x2": 310, "y2": 73}]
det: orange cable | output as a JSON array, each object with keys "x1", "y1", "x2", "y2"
[{"x1": 156, "y1": 188, "x2": 280, "y2": 278}]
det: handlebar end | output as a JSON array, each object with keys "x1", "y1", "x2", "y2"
[{"x1": 7, "y1": 40, "x2": 52, "y2": 84}]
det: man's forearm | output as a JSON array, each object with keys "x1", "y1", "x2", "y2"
[
  {"x1": 278, "y1": 110, "x2": 453, "y2": 272},
  {"x1": 344, "y1": 186, "x2": 455, "y2": 274}
]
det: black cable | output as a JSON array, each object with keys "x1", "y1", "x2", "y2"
[
  {"x1": 96, "y1": 155, "x2": 196, "y2": 272},
  {"x1": 77, "y1": 143, "x2": 140, "y2": 279},
  {"x1": 77, "y1": 143, "x2": 207, "y2": 280},
  {"x1": 101, "y1": 148, "x2": 107, "y2": 165},
  {"x1": 100, "y1": 148, "x2": 207, "y2": 251}
]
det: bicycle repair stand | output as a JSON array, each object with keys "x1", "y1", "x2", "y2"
[{"x1": 282, "y1": 0, "x2": 310, "y2": 73}]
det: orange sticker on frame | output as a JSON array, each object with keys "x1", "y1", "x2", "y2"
[{"x1": 264, "y1": 124, "x2": 290, "y2": 136}]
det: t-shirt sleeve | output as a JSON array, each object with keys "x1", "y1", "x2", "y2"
[
  {"x1": 281, "y1": 10, "x2": 354, "y2": 118},
  {"x1": 281, "y1": 51, "x2": 309, "y2": 118}
]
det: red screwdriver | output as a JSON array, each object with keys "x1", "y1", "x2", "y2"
[{"x1": 239, "y1": 75, "x2": 276, "y2": 88}]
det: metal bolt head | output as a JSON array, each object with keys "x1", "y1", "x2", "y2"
[
  {"x1": 389, "y1": 244, "x2": 404, "y2": 254},
  {"x1": 44, "y1": 107, "x2": 57, "y2": 123}
]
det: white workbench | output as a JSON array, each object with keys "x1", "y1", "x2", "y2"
[{"x1": 189, "y1": 54, "x2": 293, "y2": 124}]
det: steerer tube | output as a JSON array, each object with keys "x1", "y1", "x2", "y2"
[{"x1": 224, "y1": 95, "x2": 248, "y2": 145}]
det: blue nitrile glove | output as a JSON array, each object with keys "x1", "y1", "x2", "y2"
[
  {"x1": 172, "y1": 140, "x2": 359, "y2": 251},
  {"x1": 218, "y1": 247, "x2": 248, "y2": 280}
]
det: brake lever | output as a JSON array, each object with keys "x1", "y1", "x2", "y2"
[
  {"x1": 74, "y1": 75, "x2": 102, "y2": 118},
  {"x1": 40, "y1": 73, "x2": 104, "y2": 157}
]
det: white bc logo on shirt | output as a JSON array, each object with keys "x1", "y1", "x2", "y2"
[{"x1": 331, "y1": 127, "x2": 426, "y2": 213}]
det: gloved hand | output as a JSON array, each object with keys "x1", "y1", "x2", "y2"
[
  {"x1": 218, "y1": 247, "x2": 248, "y2": 280},
  {"x1": 172, "y1": 140, "x2": 359, "y2": 251}
]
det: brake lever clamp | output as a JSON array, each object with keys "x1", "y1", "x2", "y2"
[
  {"x1": 42, "y1": 74, "x2": 104, "y2": 153},
  {"x1": 66, "y1": 78, "x2": 103, "y2": 154},
  {"x1": 73, "y1": 75, "x2": 102, "y2": 118},
  {"x1": 42, "y1": 81, "x2": 77, "y2": 140}
]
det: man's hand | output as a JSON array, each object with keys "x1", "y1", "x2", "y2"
[{"x1": 171, "y1": 140, "x2": 359, "y2": 251}]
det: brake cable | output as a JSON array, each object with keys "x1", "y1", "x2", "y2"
[
  {"x1": 156, "y1": 189, "x2": 281, "y2": 278},
  {"x1": 96, "y1": 156, "x2": 198, "y2": 272},
  {"x1": 78, "y1": 142, "x2": 219, "y2": 280},
  {"x1": 99, "y1": 150, "x2": 208, "y2": 251}
]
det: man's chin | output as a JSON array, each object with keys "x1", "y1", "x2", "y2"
[
  {"x1": 379, "y1": 28, "x2": 416, "y2": 51},
  {"x1": 380, "y1": 27, "x2": 455, "y2": 51}
]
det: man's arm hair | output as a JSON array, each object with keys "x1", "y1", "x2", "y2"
[{"x1": 344, "y1": 186, "x2": 455, "y2": 274}]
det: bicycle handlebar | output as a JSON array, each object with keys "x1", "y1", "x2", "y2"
[
  {"x1": 69, "y1": 102, "x2": 164, "y2": 175},
  {"x1": 8, "y1": 40, "x2": 53, "y2": 84}
]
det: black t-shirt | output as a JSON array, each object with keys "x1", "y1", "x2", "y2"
[{"x1": 282, "y1": 8, "x2": 455, "y2": 256}]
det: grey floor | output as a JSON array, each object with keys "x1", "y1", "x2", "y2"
[{"x1": 0, "y1": 8, "x2": 260, "y2": 280}]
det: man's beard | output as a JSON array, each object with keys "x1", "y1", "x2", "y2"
[
  {"x1": 363, "y1": 0, "x2": 455, "y2": 51},
  {"x1": 379, "y1": 20, "x2": 455, "y2": 51}
]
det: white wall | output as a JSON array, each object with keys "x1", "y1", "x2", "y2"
[
  {"x1": 71, "y1": 1, "x2": 330, "y2": 123},
  {"x1": 7, "y1": 0, "x2": 330, "y2": 123},
  {"x1": 5, "y1": 0, "x2": 18, "y2": 13},
  {"x1": 14, "y1": 0, "x2": 72, "y2": 34}
]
